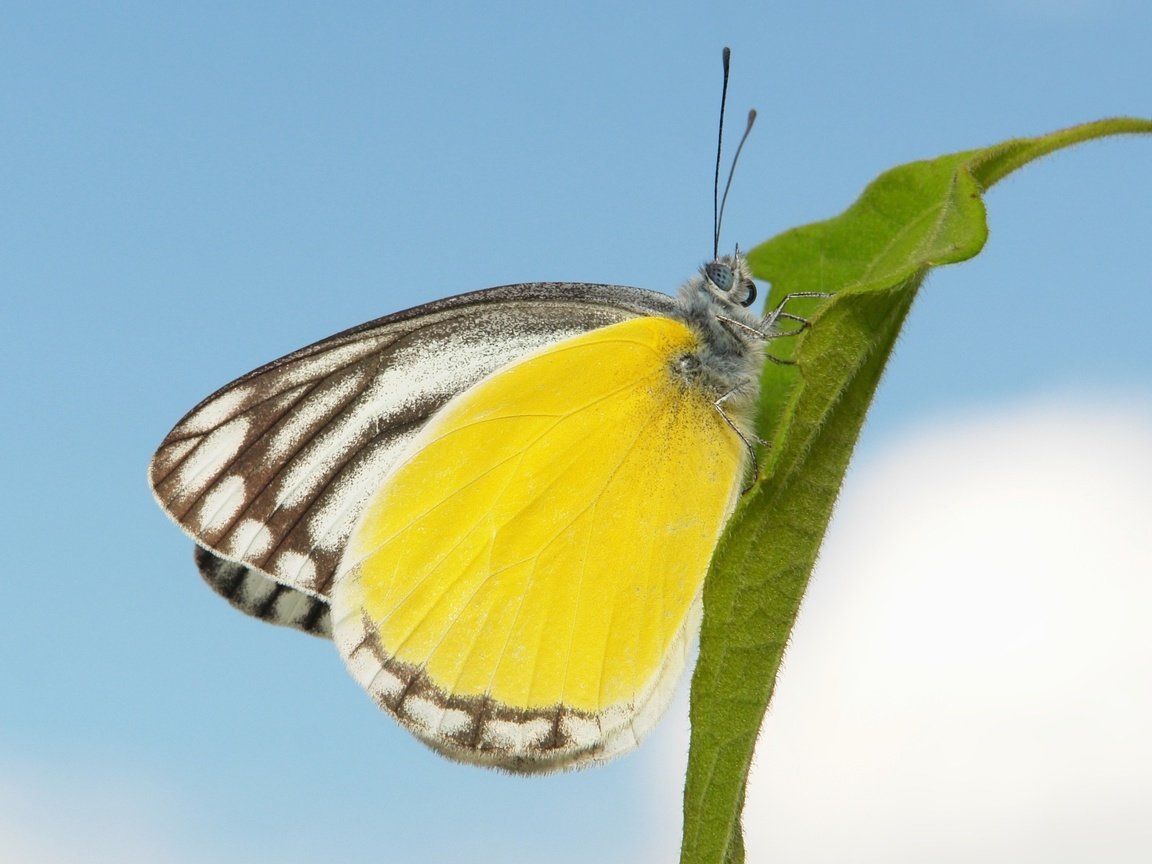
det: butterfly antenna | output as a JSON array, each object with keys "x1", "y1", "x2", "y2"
[
  {"x1": 713, "y1": 49, "x2": 757, "y2": 260},
  {"x1": 717, "y1": 109, "x2": 757, "y2": 262},
  {"x1": 712, "y1": 47, "x2": 732, "y2": 260}
]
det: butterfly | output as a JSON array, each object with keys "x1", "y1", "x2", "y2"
[{"x1": 148, "y1": 50, "x2": 820, "y2": 772}]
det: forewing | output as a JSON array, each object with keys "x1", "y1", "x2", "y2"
[{"x1": 150, "y1": 283, "x2": 679, "y2": 635}]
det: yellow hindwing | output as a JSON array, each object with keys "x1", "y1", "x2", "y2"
[{"x1": 337, "y1": 315, "x2": 746, "y2": 716}]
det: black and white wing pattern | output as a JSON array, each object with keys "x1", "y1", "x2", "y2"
[{"x1": 149, "y1": 282, "x2": 680, "y2": 637}]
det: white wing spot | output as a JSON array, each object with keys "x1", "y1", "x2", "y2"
[
  {"x1": 560, "y1": 714, "x2": 602, "y2": 750},
  {"x1": 228, "y1": 518, "x2": 273, "y2": 558},
  {"x1": 345, "y1": 644, "x2": 381, "y2": 689},
  {"x1": 482, "y1": 717, "x2": 552, "y2": 753},
  {"x1": 176, "y1": 416, "x2": 251, "y2": 496},
  {"x1": 196, "y1": 475, "x2": 247, "y2": 533},
  {"x1": 367, "y1": 667, "x2": 406, "y2": 701},
  {"x1": 437, "y1": 707, "x2": 474, "y2": 738},
  {"x1": 177, "y1": 385, "x2": 252, "y2": 436},
  {"x1": 404, "y1": 696, "x2": 448, "y2": 733},
  {"x1": 273, "y1": 549, "x2": 319, "y2": 591}
]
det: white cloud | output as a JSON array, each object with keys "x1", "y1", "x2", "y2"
[
  {"x1": 0, "y1": 763, "x2": 257, "y2": 864},
  {"x1": 657, "y1": 396, "x2": 1152, "y2": 862},
  {"x1": 741, "y1": 396, "x2": 1152, "y2": 862}
]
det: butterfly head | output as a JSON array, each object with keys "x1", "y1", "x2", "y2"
[
  {"x1": 703, "y1": 252, "x2": 757, "y2": 309},
  {"x1": 676, "y1": 250, "x2": 767, "y2": 382}
]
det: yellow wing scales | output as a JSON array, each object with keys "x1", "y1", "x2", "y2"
[{"x1": 332, "y1": 315, "x2": 747, "y2": 768}]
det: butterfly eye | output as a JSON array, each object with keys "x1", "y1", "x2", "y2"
[
  {"x1": 739, "y1": 279, "x2": 757, "y2": 307},
  {"x1": 705, "y1": 261, "x2": 734, "y2": 292}
]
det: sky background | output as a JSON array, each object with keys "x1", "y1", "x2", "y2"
[{"x1": 2, "y1": 2, "x2": 1150, "y2": 862}]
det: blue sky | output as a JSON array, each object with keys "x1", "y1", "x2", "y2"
[{"x1": 2, "y1": 2, "x2": 1149, "y2": 862}]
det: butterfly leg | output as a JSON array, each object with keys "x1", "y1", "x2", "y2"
[
  {"x1": 762, "y1": 290, "x2": 832, "y2": 363},
  {"x1": 763, "y1": 291, "x2": 832, "y2": 330},
  {"x1": 713, "y1": 386, "x2": 767, "y2": 491},
  {"x1": 716, "y1": 290, "x2": 831, "y2": 342}
]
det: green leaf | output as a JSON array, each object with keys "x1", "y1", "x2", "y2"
[{"x1": 679, "y1": 117, "x2": 1152, "y2": 864}]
